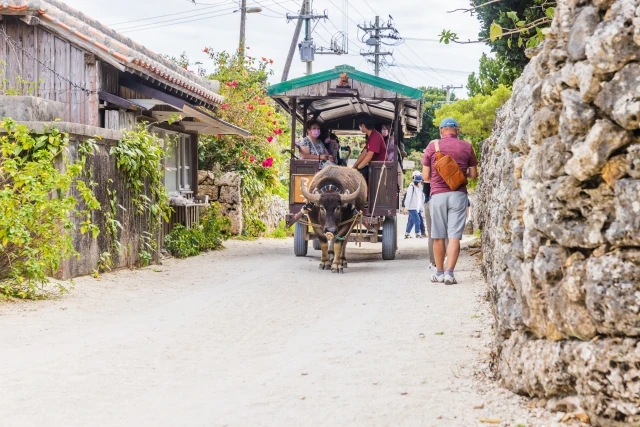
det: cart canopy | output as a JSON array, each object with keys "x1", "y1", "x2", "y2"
[{"x1": 267, "y1": 65, "x2": 424, "y2": 136}]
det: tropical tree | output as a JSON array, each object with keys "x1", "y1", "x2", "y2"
[
  {"x1": 467, "y1": 53, "x2": 522, "y2": 97},
  {"x1": 405, "y1": 87, "x2": 455, "y2": 153},
  {"x1": 440, "y1": 0, "x2": 555, "y2": 72},
  {"x1": 433, "y1": 85, "x2": 512, "y2": 159}
]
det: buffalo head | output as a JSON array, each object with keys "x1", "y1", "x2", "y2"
[{"x1": 301, "y1": 178, "x2": 361, "y2": 236}]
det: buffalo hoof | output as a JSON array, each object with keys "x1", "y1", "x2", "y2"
[
  {"x1": 339, "y1": 267, "x2": 345, "y2": 274},
  {"x1": 319, "y1": 264, "x2": 325, "y2": 270},
  {"x1": 342, "y1": 261, "x2": 348, "y2": 268}
]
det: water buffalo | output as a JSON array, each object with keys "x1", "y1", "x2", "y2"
[{"x1": 301, "y1": 166, "x2": 368, "y2": 273}]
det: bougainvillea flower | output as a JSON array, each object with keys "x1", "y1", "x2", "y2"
[
  {"x1": 220, "y1": 103, "x2": 230, "y2": 110},
  {"x1": 269, "y1": 59, "x2": 274, "y2": 64},
  {"x1": 267, "y1": 111, "x2": 272, "y2": 116},
  {"x1": 273, "y1": 120, "x2": 277, "y2": 126},
  {"x1": 274, "y1": 128, "x2": 283, "y2": 135},
  {"x1": 249, "y1": 156, "x2": 255, "y2": 163},
  {"x1": 246, "y1": 104, "x2": 255, "y2": 111},
  {"x1": 203, "y1": 47, "x2": 210, "y2": 53},
  {"x1": 267, "y1": 136, "x2": 274, "y2": 143},
  {"x1": 261, "y1": 157, "x2": 274, "y2": 168},
  {"x1": 225, "y1": 81, "x2": 238, "y2": 88},
  {"x1": 242, "y1": 150, "x2": 248, "y2": 155}
]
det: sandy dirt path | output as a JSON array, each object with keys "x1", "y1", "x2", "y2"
[{"x1": 0, "y1": 216, "x2": 558, "y2": 427}]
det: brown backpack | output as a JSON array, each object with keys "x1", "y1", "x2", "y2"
[{"x1": 434, "y1": 140, "x2": 468, "y2": 191}]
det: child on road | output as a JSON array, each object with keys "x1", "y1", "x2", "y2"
[{"x1": 404, "y1": 174, "x2": 425, "y2": 239}]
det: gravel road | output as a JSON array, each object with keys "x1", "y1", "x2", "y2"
[{"x1": 0, "y1": 216, "x2": 559, "y2": 427}]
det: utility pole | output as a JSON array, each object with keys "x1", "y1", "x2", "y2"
[
  {"x1": 303, "y1": 0, "x2": 312, "y2": 75},
  {"x1": 281, "y1": 1, "x2": 306, "y2": 81},
  {"x1": 283, "y1": 1, "x2": 328, "y2": 76},
  {"x1": 443, "y1": 85, "x2": 463, "y2": 103},
  {"x1": 374, "y1": 16, "x2": 380, "y2": 76},
  {"x1": 358, "y1": 16, "x2": 399, "y2": 77},
  {"x1": 239, "y1": 0, "x2": 247, "y2": 55}
]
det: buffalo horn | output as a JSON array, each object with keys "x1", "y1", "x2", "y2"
[
  {"x1": 340, "y1": 183, "x2": 361, "y2": 204},
  {"x1": 301, "y1": 178, "x2": 320, "y2": 203}
]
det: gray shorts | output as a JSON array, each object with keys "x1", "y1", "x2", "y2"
[{"x1": 429, "y1": 191, "x2": 468, "y2": 239}]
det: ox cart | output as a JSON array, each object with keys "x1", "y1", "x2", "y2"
[{"x1": 267, "y1": 65, "x2": 424, "y2": 261}]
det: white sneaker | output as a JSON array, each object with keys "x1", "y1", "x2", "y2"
[{"x1": 444, "y1": 274, "x2": 458, "y2": 285}]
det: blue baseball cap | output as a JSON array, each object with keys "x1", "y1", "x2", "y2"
[
  {"x1": 439, "y1": 117, "x2": 459, "y2": 129},
  {"x1": 413, "y1": 174, "x2": 423, "y2": 182}
]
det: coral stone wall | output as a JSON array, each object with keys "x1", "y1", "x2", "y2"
[{"x1": 477, "y1": 1, "x2": 640, "y2": 425}]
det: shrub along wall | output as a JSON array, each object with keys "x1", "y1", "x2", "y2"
[{"x1": 477, "y1": 1, "x2": 640, "y2": 425}]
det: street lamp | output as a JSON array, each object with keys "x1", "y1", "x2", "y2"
[{"x1": 238, "y1": 1, "x2": 262, "y2": 55}]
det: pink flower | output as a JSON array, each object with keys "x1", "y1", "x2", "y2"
[
  {"x1": 273, "y1": 120, "x2": 277, "y2": 126},
  {"x1": 269, "y1": 59, "x2": 274, "y2": 64},
  {"x1": 274, "y1": 128, "x2": 283, "y2": 135},
  {"x1": 261, "y1": 57, "x2": 267, "y2": 62},
  {"x1": 221, "y1": 103, "x2": 230, "y2": 110},
  {"x1": 242, "y1": 150, "x2": 248, "y2": 155},
  {"x1": 246, "y1": 104, "x2": 255, "y2": 111},
  {"x1": 261, "y1": 157, "x2": 274, "y2": 168},
  {"x1": 267, "y1": 136, "x2": 274, "y2": 143},
  {"x1": 203, "y1": 47, "x2": 210, "y2": 54},
  {"x1": 249, "y1": 156, "x2": 255, "y2": 163},
  {"x1": 267, "y1": 111, "x2": 272, "y2": 116},
  {"x1": 225, "y1": 81, "x2": 238, "y2": 88}
]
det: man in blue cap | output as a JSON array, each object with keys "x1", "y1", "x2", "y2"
[{"x1": 421, "y1": 118, "x2": 478, "y2": 285}]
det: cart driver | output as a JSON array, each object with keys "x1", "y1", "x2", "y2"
[{"x1": 351, "y1": 116, "x2": 387, "y2": 182}]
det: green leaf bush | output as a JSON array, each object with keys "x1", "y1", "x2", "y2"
[
  {"x1": 164, "y1": 203, "x2": 231, "y2": 258},
  {"x1": 0, "y1": 119, "x2": 99, "y2": 299}
]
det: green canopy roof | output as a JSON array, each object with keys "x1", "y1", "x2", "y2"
[
  {"x1": 268, "y1": 65, "x2": 424, "y2": 135},
  {"x1": 267, "y1": 65, "x2": 423, "y2": 99}
]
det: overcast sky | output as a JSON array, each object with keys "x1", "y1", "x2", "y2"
[{"x1": 63, "y1": 0, "x2": 491, "y2": 97}]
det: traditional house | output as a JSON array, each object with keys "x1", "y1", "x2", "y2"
[{"x1": 0, "y1": 0, "x2": 249, "y2": 277}]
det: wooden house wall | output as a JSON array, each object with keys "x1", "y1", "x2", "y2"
[{"x1": 0, "y1": 17, "x2": 100, "y2": 125}]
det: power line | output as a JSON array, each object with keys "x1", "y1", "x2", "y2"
[
  {"x1": 401, "y1": 42, "x2": 453, "y2": 83},
  {"x1": 108, "y1": 0, "x2": 234, "y2": 26},
  {"x1": 122, "y1": 11, "x2": 237, "y2": 32},
  {"x1": 120, "y1": 0, "x2": 295, "y2": 33}
]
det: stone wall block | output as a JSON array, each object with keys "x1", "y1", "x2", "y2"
[
  {"x1": 198, "y1": 184, "x2": 219, "y2": 202},
  {"x1": 565, "y1": 119, "x2": 632, "y2": 181},
  {"x1": 215, "y1": 172, "x2": 241, "y2": 187},
  {"x1": 595, "y1": 62, "x2": 640, "y2": 130},
  {"x1": 602, "y1": 154, "x2": 630, "y2": 187},
  {"x1": 225, "y1": 206, "x2": 243, "y2": 235},
  {"x1": 219, "y1": 185, "x2": 241, "y2": 205},
  {"x1": 560, "y1": 89, "x2": 596, "y2": 145},
  {"x1": 548, "y1": 284, "x2": 599, "y2": 340},
  {"x1": 627, "y1": 144, "x2": 640, "y2": 178},
  {"x1": 586, "y1": 13, "x2": 639, "y2": 73},
  {"x1": 585, "y1": 250, "x2": 640, "y2": 336},
  {"x1": 527, "y1": 107, "x2": 560, "y2": 147},
  {"x1": 605, "y1": 179, "x2": 640, "y2": 246},
  {"x1": 569, "y1": 6, "x2": 602, "y2": 60},
  {"x1": 573, "y1": 61, "x2": 602, "y2": 102}
]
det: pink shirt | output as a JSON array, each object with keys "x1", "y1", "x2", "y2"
[{"x1": 421, "y1": 135, "x2": 478, "y2": 196}]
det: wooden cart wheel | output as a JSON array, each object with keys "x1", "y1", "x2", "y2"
[
  {"x1": 313, "y1": 239, "x2": 321, "y2": 250},
  {"x1": 294, "y1": 222, "x2": 309, "y2": 257},
  {"x1": 382, "y1": 217, "x2": 397, "y2": 260}
]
